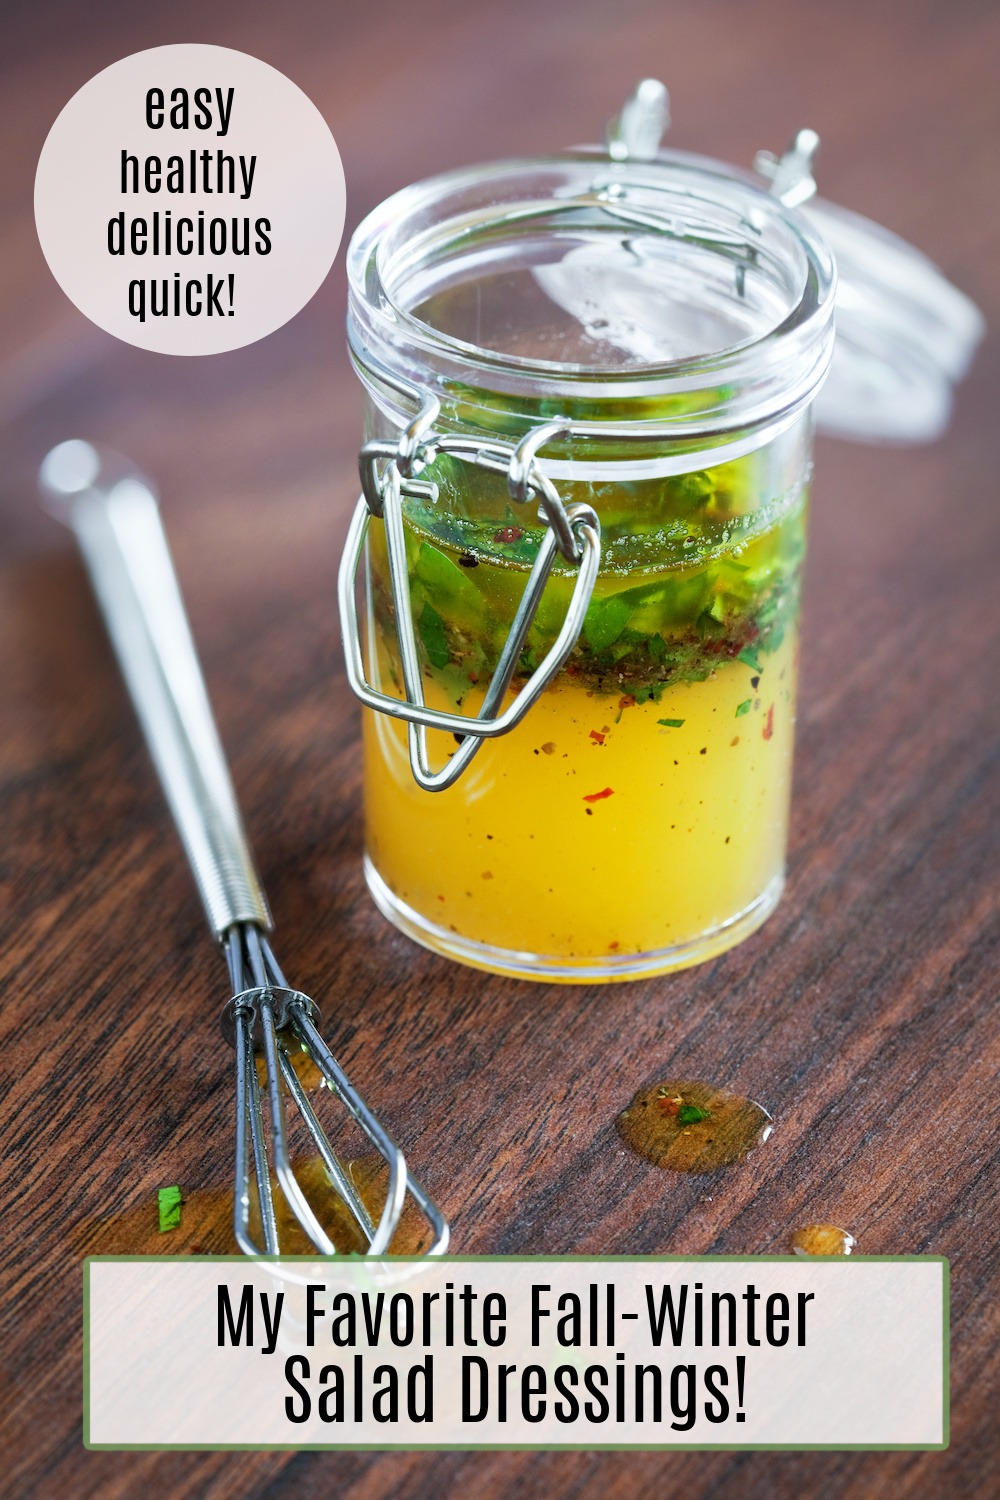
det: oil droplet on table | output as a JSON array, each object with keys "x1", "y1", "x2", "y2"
[
  {"x1": 616, "y1": 1078, "x2": 772, "y2": 1173},
  {"x1": 77, "y1": 1154, "x2": 431, "y2": 1257},
  {"x1": 790, "y1": 1223, "x2": 856, "y2": 1256}
]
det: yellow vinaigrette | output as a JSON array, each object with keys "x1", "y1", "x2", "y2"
[{"x1": 362, "y1": 559, "x2": 798, "y2": 981}]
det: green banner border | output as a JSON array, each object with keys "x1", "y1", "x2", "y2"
[{"x1": 83, "y1": 1254, "x2": 950, "y2": 1453}]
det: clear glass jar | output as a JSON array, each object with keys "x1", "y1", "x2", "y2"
[{"x1": 344, "y1": 153, "x2": 835, "y2": 982}]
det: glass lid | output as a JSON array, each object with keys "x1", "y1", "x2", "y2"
[
  {"x1": 603, "y1": 82, "x2": 985, "y2": 444},
  {"x1": 802, "y1": 196, "x2": 984, "y2": 442}
]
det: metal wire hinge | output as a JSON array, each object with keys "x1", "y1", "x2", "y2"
[{"x1": 338, "y1": 394, "x2": 601, "y2": 792}]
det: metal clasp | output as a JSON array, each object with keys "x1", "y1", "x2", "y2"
[
  {"x1": 606, "y1": 78, "x2": 670, "y2": 162},
  {"x1": 754, "y1": 129, "x2": 820, "y2": 208},
  {"x1": 338, "y1": 393, "x2": 601, "y2": 792}
]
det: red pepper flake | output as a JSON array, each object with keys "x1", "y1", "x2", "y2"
[
  {"x1": 609, "y1": 941, "x2": 619, "y2": 950},
  {"x1": 762, "y1": 704, "x2": 774, "y2": 740},
  {"x1": 589, "y1": 729, "x2": 605, "y2": 744},
  {"x1": 468, "y1": 672, "x2": 479, "y2": 684},
  {"x1": 657, "y1": 1096, "x2": 681, "y2": 1116},
  {"x1": 619, "y1": 694, "x2": 636, "y2": 710},
  {"x1": 583, "y1": 787, "x2": 614, "y2": 803},
  {"x1": 493, "y1": 526, "x2": 523, "y2": 543}
]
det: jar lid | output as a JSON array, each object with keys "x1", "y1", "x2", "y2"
[
  {"x1": 347, "y1": 149, "x2": 836, "y2": 451},
  {"x1": 608, "y1": 84, "x2": 985, "y2": 445},
  {"x1": 809, "y1": 202, "x2": 984, "y2": 442},
  {"x1": 753, "y1": 133, "x2": 985, "y2": 443}
]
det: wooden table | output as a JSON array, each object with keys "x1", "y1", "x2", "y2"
[{"x1": 1, "y1": 1, "x2": 997, "y2": 1495}]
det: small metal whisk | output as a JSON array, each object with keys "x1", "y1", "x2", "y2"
[{"x1": 39, "y1": 440, "x2": 449, "y2": 1258}]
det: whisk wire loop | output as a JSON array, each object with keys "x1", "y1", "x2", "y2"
[{"x1": 225, "y1": 922, "x2": 449, "y2": 1257}]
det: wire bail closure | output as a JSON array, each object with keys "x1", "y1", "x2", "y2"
[{"x1": 338, "y1": 391, "x2": 601, "y2": 792}]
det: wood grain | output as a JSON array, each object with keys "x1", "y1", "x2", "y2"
[{"x1": 0, "y1": 1, "x2": 997, "y2": 1496}]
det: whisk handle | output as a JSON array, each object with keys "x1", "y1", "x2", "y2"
[{"x1": 39, "y1": 441, "x2": 272, "y2": 937}]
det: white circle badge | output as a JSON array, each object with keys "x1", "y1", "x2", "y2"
[{"x1": 35, "y1": 44, "x2": 346, "y2": 355}]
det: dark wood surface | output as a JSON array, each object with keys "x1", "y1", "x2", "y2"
[{"x1": 1, "y1": 1, "x2": 998, "y2": 1496}]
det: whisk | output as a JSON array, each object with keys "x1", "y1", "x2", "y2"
[{"x1": 39, "y1": 440, "x2": 449, "y2": 1258}]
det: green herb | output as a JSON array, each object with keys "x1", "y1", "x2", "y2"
[
  {"x1": 158, "y1": 1185, "x2": 182, "y2": 1233},
  {"x1": 375, "y1": 459, "x2": 806, "y2": 698},
  {"x1": 414, "y1": 541, "x2": 483, "y2": 629},
  {"x1": 415, "y1": 540, "x2": 475, "y2": 596},
  {"x1": 766, "y1": 622, "x2": 785, "y2": 655},
  {"x1": 694, "y1": 610, "x2": 723, "y2": 643},
  {"x1": 584, "y1": 593, "x2": 633, "y2": 653},
  {"x1": 668, "y1": 470, "x2": 714, "y2": 514},
  {"x1": 658, "y1": 718, "x2": 685, "y2": 728},
  {"x1": 677, "y1": 1104, "x2": 710, "y2": 1126},
  {"x1": 417, "y1": 602, "x2": 450, "y2": 668},
  {"x1": 735, "y1": 699, "x2": 752, "y2": 717}
]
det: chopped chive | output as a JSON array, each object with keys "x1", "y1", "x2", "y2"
[
  {"x1": 677, "y1": 1104, "x2": 710, "y2": 1126},
  {"x1": 736, "y1": 699, "x2": 752, "y2": 717},
  {"x1": 158, "y1": 1185, "x2": 182, "y2": 1233},
  {"x1": 657, "y1": 718, "x2": 685, "y2": 728},
  {"x1": 739, "y1": 648, "x2": 762, "y2": 671}
]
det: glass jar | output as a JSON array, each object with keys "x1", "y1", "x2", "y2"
[{"x1": 342, "y1": 151, "x2": 836, "y2": 982}]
